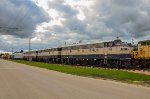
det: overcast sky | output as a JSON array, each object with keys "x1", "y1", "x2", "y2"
[{"x1": 0, "y1": 0, "x2": 150, "y2": 52}]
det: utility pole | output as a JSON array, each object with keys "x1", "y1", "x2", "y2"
[
  {"x1": 29, "y1": 38, "x2": 31, "y2": 52},
  {"x1": 28, "y1": 38, "x2": 31, "y2": 61},
  {"x1": 12, "y1": 48, "x2": 13, "y2": 55},
  {"x1": 11, "y1": 48, "x2": 13, "y2": 59}
]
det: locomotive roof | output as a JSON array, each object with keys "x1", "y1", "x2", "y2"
[
  {"x1": 62, "y1": 39, "x2": 130, "y2": 48},
  {"x1": 139, "y1": 40, "x2": 150, "y2": 45},
  {"x1": 139, "y1": 40, "x2": 150, "y2": 43},
  {"x1": 24, "y1": 39, "x2": 131, "y2": 53}
]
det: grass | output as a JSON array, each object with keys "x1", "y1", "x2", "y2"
[{"x1": 10, "y1": 59, "x2": 150, "y2": 85}]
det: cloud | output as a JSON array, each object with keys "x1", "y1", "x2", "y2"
[
  {"x1": 0, "y1": 0, "x2": 49, "y2": 38},
  {"x1": 1, "y1": 0, "x2": 150, "y2": 51},
  {"x1": 35, "y1": 0, "x2": 150, "y2": 43},
  {"x1": 93, "y1": 0, "x2": 150, "y2": 39}
]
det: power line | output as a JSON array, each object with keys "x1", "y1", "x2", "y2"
[
  {"x1": 7, "y1": 0, "x2": 31, "y2": 29},
  {"x1": 7, "y1": 0, "x2": 37, "y2": 31},
  {"x1": 0, "y1": 26, "x2": 19, "y2": 30}
]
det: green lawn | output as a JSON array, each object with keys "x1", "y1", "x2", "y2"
[{"x1": 10, "y1": 60, "x2": 150, "y2": 85}]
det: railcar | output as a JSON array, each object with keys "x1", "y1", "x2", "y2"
[
  {"x1": 132, "y1": 40, "x2": 150, "y2": 68},
  {"x1": 37, "y1": 48, "x2": 62, "y2": 63},
  {"x1": 24, "y1": 50, "x2": 38, "y2": 61},
  {"x1": 61, "y1": 39, "x2": 132, "y2": 68},
  {"x1": 12, "y1": 52, "x2": 24, "y2": 59},
  {"x1": 23, "y1": 39, "x2": 147, "y2": 68}
]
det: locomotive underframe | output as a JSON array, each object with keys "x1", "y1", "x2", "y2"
[
  {"x1": 23, "y1": 54, "x2": 132, "y2": 68},
  {"x1": 131, "y1": 59, "x2": 150, "y2": 68}
]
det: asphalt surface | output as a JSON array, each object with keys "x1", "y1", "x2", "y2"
[{"x1": 0, "y1": 59, "x2": 150, "y2": 99}]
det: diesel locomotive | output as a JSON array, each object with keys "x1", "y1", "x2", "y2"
[
  {"x1": 132, "y1": 40, "x2": 150, "y2": 68},
  {"x1": 22, "y1": 39, "x2": 150, "y2": 68},
  {"x1": 23, "y1": 38, "x2": 136, "y2": 68}
]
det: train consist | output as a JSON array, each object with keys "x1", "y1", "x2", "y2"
[{"x1": 19, "y1": 39, "x2": 150, "y2": 68}]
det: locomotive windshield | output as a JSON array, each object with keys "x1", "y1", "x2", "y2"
[{"x1": 113, "y1": 39, "x2": 122, "y2": 46}]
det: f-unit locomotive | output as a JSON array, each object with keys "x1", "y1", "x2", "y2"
[{"x1": 24, "y1": 39, "x2": 133, "y2": 68}]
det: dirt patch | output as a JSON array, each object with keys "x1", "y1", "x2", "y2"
[{"x1": 127, "y1": 70, "x2": 150, "y2": 75}]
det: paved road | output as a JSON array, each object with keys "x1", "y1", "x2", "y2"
[{"x1": 0, "y1": 59, "x2": 150, "y2": 99}]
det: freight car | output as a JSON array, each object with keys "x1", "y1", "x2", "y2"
[
  {"x1": 12, "y1": 52, "x2": 24, "y2": 59},
  {"x1": 23, "y1": 38, "x2": 133, "y2": 68},
  {"x1": 37, "y1": 48, "x2": 62, "y2": 63},
  {"x1": 24, "y1": 50, "x2": 38, "y2": 61}
]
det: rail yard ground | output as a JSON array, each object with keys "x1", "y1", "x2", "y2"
[
  {"x1": 0, "y1": 59, "x2": 150, "y2": 99},
  {"x1": 124, "y1": 69, "x2": 150, "y2": 75},
  {"x1": 10, "y1": 59, "x2": 150, "y2": 86}
]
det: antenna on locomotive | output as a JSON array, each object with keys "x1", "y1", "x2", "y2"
[
  {"x1": 116, "y1": 36, "x2": 119, "y2": 40},
  {"x1": 116, "y1": 33, "x2": 120, "y2": 40}
]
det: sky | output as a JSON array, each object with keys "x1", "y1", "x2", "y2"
[{"x1": 0, "y1": 0, "x2": 150, "y2": 52}]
